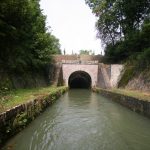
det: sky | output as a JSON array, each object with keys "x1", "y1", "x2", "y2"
[{"x1": 40, "y1": 0, "x2": 103, "y2": 55}]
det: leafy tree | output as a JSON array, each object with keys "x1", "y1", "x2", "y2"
[
  {"x1": 86, "y1": 0, "x2": 150, "y2": 63},
  {"x1": 86, "y1": 0, "x2": 150, "y2": 45},
  {"x1": 105, "y1": 21, "x2": 150, "y2": 63},
  {"x1": 79, "y1": 50, "x2": 92, "y2": 55},
  {"x1": 0, "y1": 0, "x2": 61, "y2": 72}
]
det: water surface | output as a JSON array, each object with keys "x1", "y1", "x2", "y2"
[{"x1": 3, "y1": 90, "x2": 150, "y2": 150}]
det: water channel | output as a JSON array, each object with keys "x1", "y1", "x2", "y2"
[{"x1": 3, "y1": 90, "x2": 150, "y2": 150}]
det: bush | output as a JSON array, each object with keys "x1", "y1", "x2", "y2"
[{"x1": 136, "y1": 48, "x2": 150, "y2": 70}]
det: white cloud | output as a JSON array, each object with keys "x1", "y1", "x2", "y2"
[{"x1": 40, "y1": 0, "x2": 103, "y2": 54}]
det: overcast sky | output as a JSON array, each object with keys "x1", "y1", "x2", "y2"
[{"x1": 40, "y1": 0, "x2": 103, "y2": 55}]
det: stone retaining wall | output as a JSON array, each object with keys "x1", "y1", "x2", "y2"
[
  {"x1": 93, "y1": 88, "x2": 150, "y2": 118},
  {"x1": 0, "y1": 87, "x2": 68, "y2": 147},
  {"x1": 97, "y1": 64, "x2": 123, "y2": 89}
]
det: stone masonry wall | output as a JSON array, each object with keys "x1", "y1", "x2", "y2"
[
  {"x1": 93, "y1": 88, "x2": 150, "y2": 118},
  {"x1": 53, "y1": 55, "x2": 103, "y2": 62},
  {"x1": 0, "y1": 87, "x2": 68, "y2": 147},
  {"x1": 62, "y1": 64, "x2": 98, "y2": 87},
  {"x1": 111, "y1": 65, "x2": 124, "y2": 87},
  {"x1": 97, "y1": 64, "x2": 123, "y2": 88}
]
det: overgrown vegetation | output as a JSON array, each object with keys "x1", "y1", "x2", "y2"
[
  {"x1": 86, "y1": 0, "x2": 150, "y2": 85},
  {"x1": 104, "y1": 23, "x2": 150, "y2": 65},
  {"x1": 0, "y1": 86, "x2": 67, "y2": 113},
  {"x1": 0, "y1": 0, "x2": 61, "y2": 73},
  {"x1": 118, "y1": 66, "x2": 135, "y2": 87},
  {"x1": 86, "y1": 0, "x2": 150, "y2": 63}
]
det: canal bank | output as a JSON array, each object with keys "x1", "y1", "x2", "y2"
[
  {"x1": 0, "y1": 86, "x2": 68, "y2": 147},
  {"x1": 2, "y1": 89, "x2": 150, "y2": 150},
  {"x1": 93, "y1": 88, "x2": 150, "y2": 118}
]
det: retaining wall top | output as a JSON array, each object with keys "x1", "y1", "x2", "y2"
[{"x1": 52, "y1": 55, "x2": 103, "y2": 62}]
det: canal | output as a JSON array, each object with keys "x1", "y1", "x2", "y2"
[{"x1": 3, "y1": 90, "x2": 150, "y2": 150}]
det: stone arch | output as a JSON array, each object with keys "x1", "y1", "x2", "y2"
[
  {"x1": 62, "y1": 64, "x2": 98, "y2": 87},
  {"x1": 68, "y1": 71, "x2": 92, "y2": 88}
]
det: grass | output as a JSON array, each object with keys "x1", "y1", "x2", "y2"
[
  {"x1": 107, "y1": 88, "x2": 150, "y2": 102},
  {"x1": 0, "y1": 86, "x2": 67, "y2": 113},
  {"x1": 118, "y1": 66, "x2": 135, "y2": 87}
]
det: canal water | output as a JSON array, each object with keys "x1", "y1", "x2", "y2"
[{"x1": 3, "y1": 90, "x2": 150, "y2": 150}]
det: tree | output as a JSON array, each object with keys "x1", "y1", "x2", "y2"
[
  {"x1": 0, "y1": 0, "x2": 61, "y2": 72},
  {"x1": 86, "y1": 0, "x2": 150, "y2": 63},
  {"x1": 79, "y1": 50, "x2": 92, "y2": 55},
  {"x1": 86, "y1": 0, "x2": 150, "y2": 45}
]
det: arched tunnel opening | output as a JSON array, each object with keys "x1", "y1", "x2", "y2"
[{"x1": 68, "y1": 71, "x2": 91, "y2": 89}]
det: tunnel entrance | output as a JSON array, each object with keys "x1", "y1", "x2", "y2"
[{"x1": 68, "y1": 71, "x2": 91, "y2": 89}]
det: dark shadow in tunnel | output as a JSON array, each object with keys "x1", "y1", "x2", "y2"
[{"x1": 68, "y1": 71, "x2": 91, "y2": 89}]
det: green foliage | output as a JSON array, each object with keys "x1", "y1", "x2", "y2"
[
  {"x1": 104, "y1": 22, "x2": 150, "y2": 63},
  {"x1": 79, "y1": 49, "x2": 94, "y2": 55},
  {"x1": 118, "y1": 66, "x2": 135, "y2": 87},
  {"x1": 86, "y1": 0, "x2": 150, "y2": 45},
  {"x1": 0, "y1": 86, "x2": 68, "y2": 113},
  {"x1": 13, "y1": 112, "x2": 29, "y2": 129},
  {"x1": 136, "y1": 48, "x2": 150, "y2": 70},
  {"x1": 0, "y1": 78, "x2": 12, "y2": 94},
  {"x1": 0, "y1": 0, "x2": 61, "y2": 73},
  {"x1": 86, "y1": 0, "x2": 150, "y2": 67},
  {"x1": 118, "y1": 48, "x2": 150, "y2": 87}
]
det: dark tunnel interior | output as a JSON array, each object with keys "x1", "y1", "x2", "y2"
[{"x1": 68, "y1": 71, "x2": 91, "y2": 89}]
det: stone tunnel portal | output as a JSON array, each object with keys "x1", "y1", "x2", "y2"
[{"x1": 68, "y1": 71, "x2": 92, "y2": 89}]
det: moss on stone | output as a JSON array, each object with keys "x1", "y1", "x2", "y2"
[
  {"x1": 0, "y1": 86, "x2": 67, "y2": 113},
  {"x1": 0, "y1": 86, "x2": 68, "y2": 147},
  {"x1": 118, "y1": 66, "x2": 135, "y2": 87}
]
